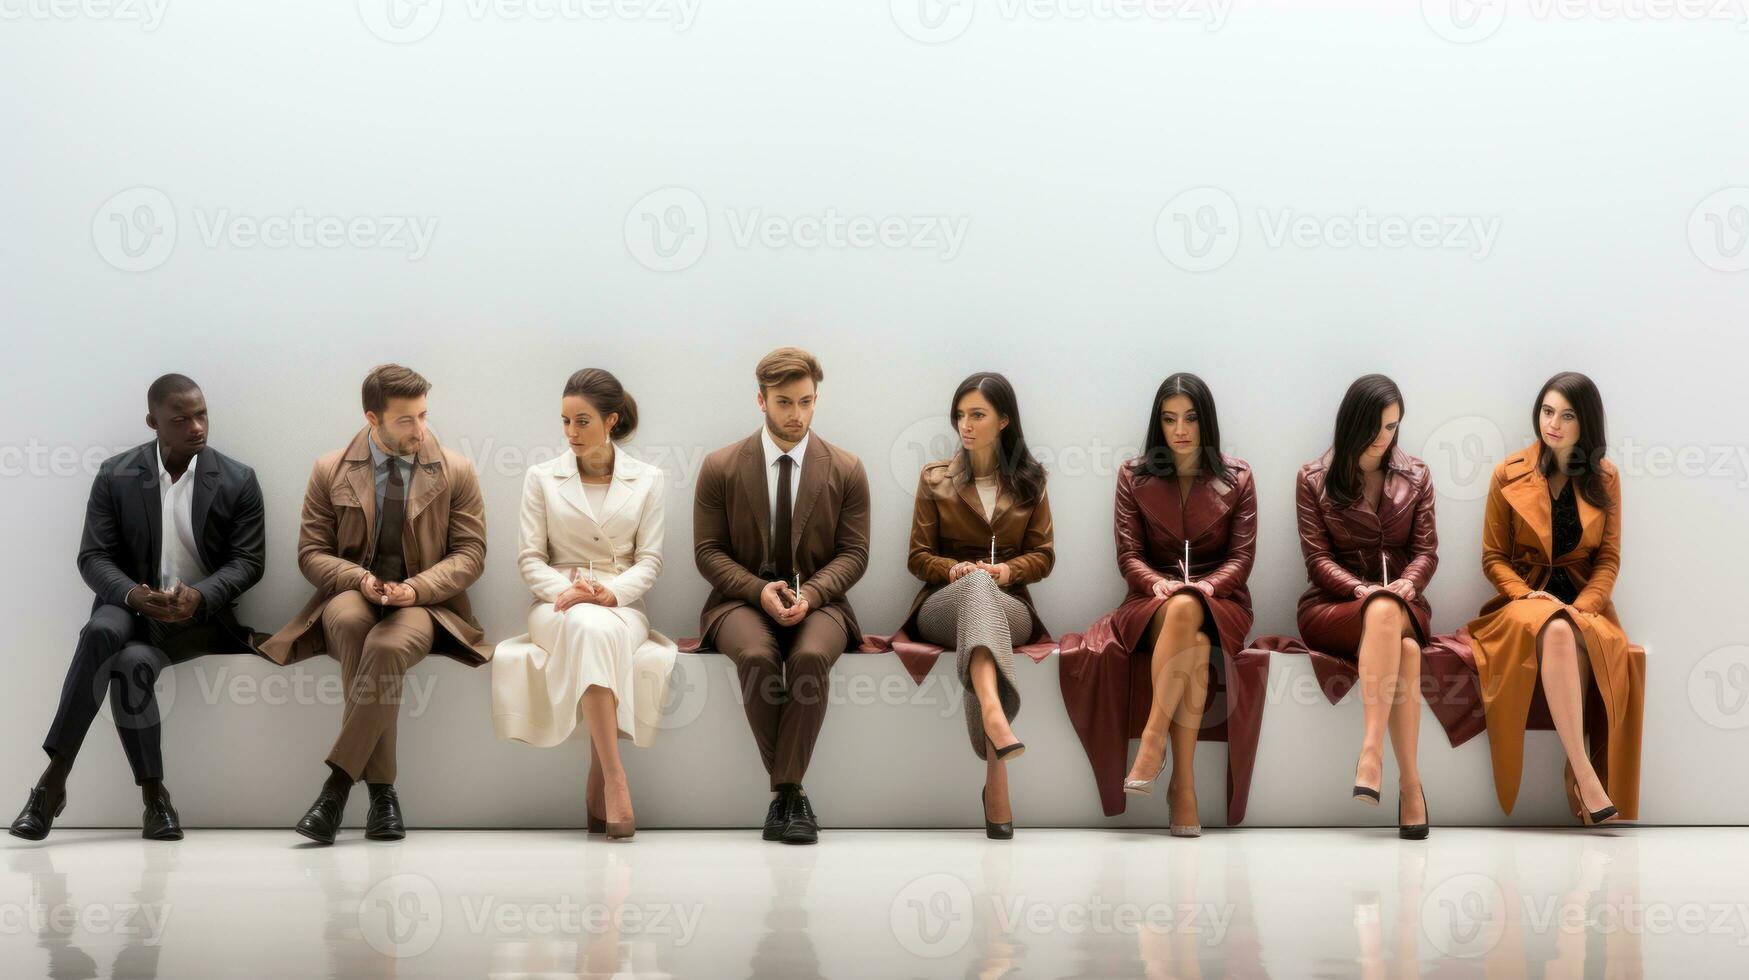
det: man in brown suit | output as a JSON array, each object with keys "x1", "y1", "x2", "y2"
[
  {"x1": 694, "y1": 347, "x2": 870, "y2": 845},
  {"x1": 261, "y1": 364, "x2": 490, "y2": 844}
]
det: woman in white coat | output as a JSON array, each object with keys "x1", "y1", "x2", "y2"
[{"x1": 493, "y1": 368, "x2": 678, "y2": 840}]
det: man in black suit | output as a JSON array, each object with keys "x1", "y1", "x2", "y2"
[{"x1": 9, "y1": 374, "x2": 267, "y2": 841}]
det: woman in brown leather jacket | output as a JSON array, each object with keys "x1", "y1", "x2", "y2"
[
  {"x1": 902, "y1": 372, "x2": 1054, "y2": 839},
  {"x1": 1466, "y1": 371, "x2": 1637, "y2": 826},
  {"x1": 1077, "y1": 373, "x2": 1256, "y2": 838},
  {"x1": 1295, "y1": 374, "x2": 1437, "y2": 838}
]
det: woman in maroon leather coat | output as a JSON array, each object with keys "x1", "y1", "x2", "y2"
[
  {"x1": 1069, "y1": 373, "x2": 1257, "y2": 837},
  {"x1": 1295, "y1": 374, "x2": 1437, "y2": 836}
]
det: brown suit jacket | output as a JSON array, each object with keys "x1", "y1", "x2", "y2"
[
  {"x1": 901, "y1": 454, "x2": 1055, "y2": 640},
  {"x1": 261, "y1": 427, "x2": 491, "y2": 666},
  {"x1": 692, "y1": 429, "x2": 870, "y2": 649}
]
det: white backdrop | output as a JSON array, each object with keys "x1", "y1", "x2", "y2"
[{"x1": 1, "y1": 1, "x2": 1745, "y2": 826}]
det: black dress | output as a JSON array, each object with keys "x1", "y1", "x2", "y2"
[{"x1": 1545, "y1": 480, "x2": 1581, "y2": 603}]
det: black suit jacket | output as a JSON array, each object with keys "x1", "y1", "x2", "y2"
[{"x1": 77, "y1": 440, "x2": 267, "y2": 652}]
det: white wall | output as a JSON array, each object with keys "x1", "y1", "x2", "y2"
[{"x1": 1, "y1": 1, "x2": 1745, "y2": 826}]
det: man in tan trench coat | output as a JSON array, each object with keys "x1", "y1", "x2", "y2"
[{"x1": 262, "y1": 364, "x2": 490, "y2": 844}]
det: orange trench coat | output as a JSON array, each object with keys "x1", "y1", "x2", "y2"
[{"x1": 1465, "y1": 442, "x2": 1643, "y2": 820}]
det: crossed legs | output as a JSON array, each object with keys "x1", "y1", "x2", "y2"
[
  {"x1": 1351, "y1": 595, "x2": 1425, "y2": 824},
  {"x1": 1125, "y1": 593, "x2": 1213, "y2": 830}
]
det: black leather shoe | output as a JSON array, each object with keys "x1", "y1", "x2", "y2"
[
  {"x1": 9, "y1": 787, "x2": 67, "y2": 841},
  {"x1": 782, "y1": 790, "x2": 819, "y2": 845},
  {"x1": 142, "y1": 792, "x2": 183, "y2": 841},
  {"x1": 762, "y1": 787, "x2": 794, "y2": 842},
  {"x1": 365, "y1": 785, "x2": 406, "y2": 842},
  {"x1": 295, "y1": 790, "x2": 346, "y2": 845}
]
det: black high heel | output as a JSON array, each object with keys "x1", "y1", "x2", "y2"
[
  {"x1": 1581, "y1": 803, "x2": 1619, "y2": 826},
  {"x1": 1352, "y1": 759, "x2": 1381, "y2": 806},
  {"x1": 993, "y1": 742, "x2": 1025, "y2": 762},
  {"x1": 981, "y1": 787, "x2": 1013, "y2": 840},
  {"x1": 1398, "y1": 788, "x2": 1429, "y2": 840}
]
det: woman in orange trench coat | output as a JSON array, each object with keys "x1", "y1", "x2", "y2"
[{"x1": 1466, "y1": 371, "x2": 1640, "y2": 824}]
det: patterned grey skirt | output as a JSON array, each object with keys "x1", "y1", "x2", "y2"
[{"x1": 916, "y1": 569, "x2": 1031, "y2": 759}]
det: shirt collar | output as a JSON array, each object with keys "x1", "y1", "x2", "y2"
[
  {"x1": 156, "y1": 442, "x2": 199, "y2": 485},
  {"x1": 368, "y1": 433, "x2": 417, "y2": 471},
  {"x1": 760, "y1": 426, "x2": 809, "y2": 470}
]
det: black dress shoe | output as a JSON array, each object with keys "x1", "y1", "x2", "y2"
[
  {"x1": 782, "y1": 790, "x2": 819, "y2": 845},
  {"x1": 365, "y1": 785, "x2": 406, "y2": 841},
  {"x1": 295, "y1": 790, "x2": 346, "y2": 845},
  {"x1": 142, "y1": 793, "x2": 183, "y2": 841},
  {"x1": 9, "y1": 787, "x2": 67, "y2": 841},
  {"x1": 762, "y1": 787, "x2": 794, "y2": 842}
]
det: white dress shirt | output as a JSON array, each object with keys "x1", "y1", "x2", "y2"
[
  {"x1": 156, "y1": 443, "x2": 209, "y2": 590},
  {"x1": 760, "y1": 426, "x2": 809, "y2": 523}
]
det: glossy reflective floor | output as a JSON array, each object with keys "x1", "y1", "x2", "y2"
[{"x1": 3, "y1": 827, "x2": 1745, "y2": 977}]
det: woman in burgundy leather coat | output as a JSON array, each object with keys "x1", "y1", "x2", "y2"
[
  {"x1": 1295, "y1": 374, "x2": 1437, "y2": 837},
  {"x1": 1070, "y1": 373, "x2": 1257, "y2": 837}
]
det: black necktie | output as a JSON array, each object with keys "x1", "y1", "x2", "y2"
[
  {"x1": 774, "y1": 455, "x2": 794, "y2": 583},
  {"x1": 370, "y1": 459, "x2": 407, "y2": 582}
]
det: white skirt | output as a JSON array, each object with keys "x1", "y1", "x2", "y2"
[{"x1": 492, "y1": 600, "x2": 679, "y2": 748}]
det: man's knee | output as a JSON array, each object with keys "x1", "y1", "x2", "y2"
[
  {"x1": 786, "y1": 648, "x2": 837, "y2": 704},
  {"x1": 82, "y1": 605, "x2": 134, "y2": 649},
  {"x1": 322, "y1": 593, "x2": 376, "y2": 644}
]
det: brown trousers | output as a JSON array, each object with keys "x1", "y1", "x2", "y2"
[
  {"x1": 321, "y1": 590, "x2": 434, "y2": 784},
  {"x1": 715, "y1": 605, "x2": 847, "y2": 790}
]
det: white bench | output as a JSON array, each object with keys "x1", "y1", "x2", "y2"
[{"x1": 37, "y1": 641, "x2": 1601, "y2": 829}]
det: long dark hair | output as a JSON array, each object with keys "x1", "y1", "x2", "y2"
[
  {"x1": 1327, "y1": 374, "x2": 1403, "y2": 510},
  {"x1": 563, "y1": 368, "x2": 639, "y2": 440},
  {"x1": 1128, "y1": 372, "x2": 1230, "y2": 483},
  {"x1": 950, "y1": 372, "x2": 1045, "y2": 507},
  {"x1": 1533, "y1": 370, "x2": 1611, "y2": 510}
]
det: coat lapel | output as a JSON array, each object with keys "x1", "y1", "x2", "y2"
[
  {"x1": 190, "y1": 450, "x2": 220, "y2": 569},
  {"x1": 341, "y1": 429, "x2": 377, "y2": 534},
  {"x1": 1374, "y1": 444, "x2": 1414, "y2": 530},
  {"x1": 1182, "y1": 467, "x2": 1234, "y2": 543},
  {"x1": 790, "y1": 435, "x2": 829, "y2": 553},
  {"x1": 1499, "y1": 443, "x2": 1555, "y2": 560},
  {"x1": 737, "y1": 431, "x2": 771, "y2": 566},
  {"x1": 944, "y1": 453, "x2": 992, "y2": 528},
  {"x1": 404, "y1": 435, "x2": 449, "y2": 524},
  {"x1": 134, "y1": 443, "x2": 163, "y2": 584}
]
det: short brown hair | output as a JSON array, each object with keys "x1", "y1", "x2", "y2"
[
  {"x1": 755, "y1": 347, "x2": 823, "y2": 395},
  {"x1": 361, "y1": 363, "x2": 431, "y2": 416}
]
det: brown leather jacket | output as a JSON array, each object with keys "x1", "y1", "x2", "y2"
[
  {"x1": 1295, "y1": 444, "x2": 1439, "y2": 606},
  {"x1": 902, "y1": 454, "x2": 1054, "y2": 638}
]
